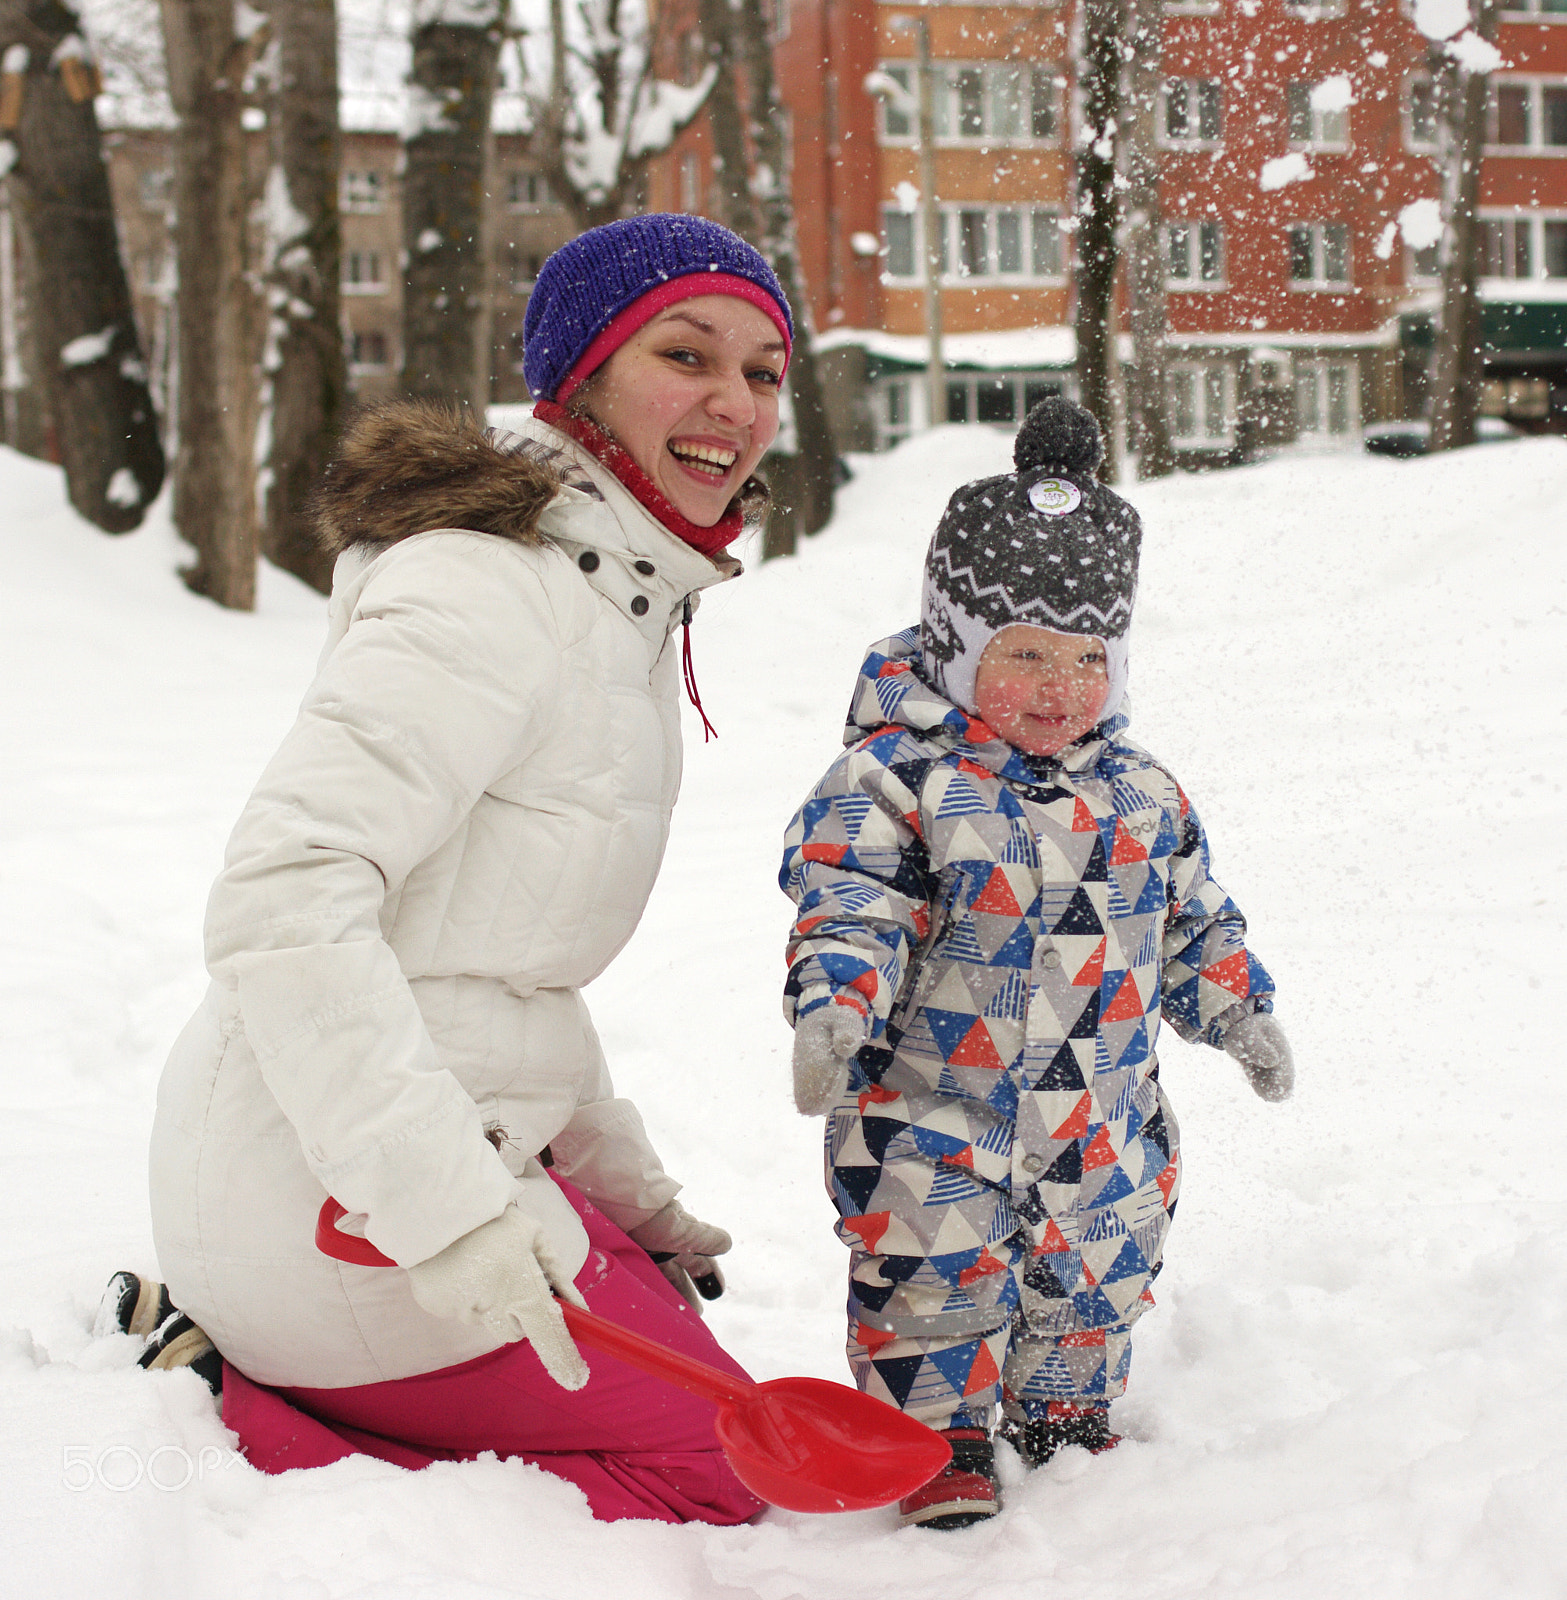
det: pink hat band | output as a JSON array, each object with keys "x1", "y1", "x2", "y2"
[{"x1": 554, "y1": 272, "x2": 793, "y2": 404}]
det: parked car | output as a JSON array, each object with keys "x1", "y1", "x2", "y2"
[{"x1": 1363, "y1": 417, "x2": 1524, "y2": 458}]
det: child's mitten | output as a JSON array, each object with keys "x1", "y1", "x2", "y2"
[
  {"x1": 407, "y1": 1204, "x2": 590, "y2": 1390},
  {"x1": 791, "y1": 1001, "x2": 869, "y2": 1115},
  {"x1": 1222, "y1": 1011, "x2": 1295, "y2": 1102},
  {"x1": 628, "y1": 1200, "x2": 732, "y2": 1309}
]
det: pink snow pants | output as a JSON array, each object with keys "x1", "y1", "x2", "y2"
[{"x1": 221, "y1": 1176, "x2": 765, "y2": 1525}]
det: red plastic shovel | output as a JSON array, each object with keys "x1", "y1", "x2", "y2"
[{"x1": 316, "y1": 1198, "x2": 950, "y2": 1514}]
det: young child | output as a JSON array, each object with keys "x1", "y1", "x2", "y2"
[{"x1": 779, "y1": 398, "x2": 1294, "y2": 1530}]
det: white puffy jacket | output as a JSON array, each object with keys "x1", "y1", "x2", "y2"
[{"x1": 150, "y1": 408, "x2": 737, "y2": 1387}]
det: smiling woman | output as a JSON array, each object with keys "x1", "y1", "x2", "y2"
[{"x1": 120, "y1": 215, "x2": 797, "y2": 1526}]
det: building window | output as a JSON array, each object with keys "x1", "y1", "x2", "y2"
[
  {"x1": 679, "y1": 152, "x2": 702, "y2": 213},
  {"x1": 340, "y1": 171, "x2": 384, "y2": 212},
  {"x1": 1286, "y1": 222, "x2": 1351, "y2": 288},
  {"x1": 136, "y1": 249, "x2": 172, "y2": 293},
  {"x1": 349, "y1": 330, "x2": 389, "y2": 370},
  {"x1": 508, "y1": 250, "x2": 544, "y2": 292},
  {"x1": 1407, "y1": 239, "x2": 1442, "y2": 282},
  {"x1": 1482, "y1": 376, "x2": 1551, "y2": 421},
  {"x1": 943, "y1": 372, "x2": 1071, "y2": 429},
  {"x1": 1282, "y1": 0, "x2": 1345, "y2": 14},
  {"x1": 875, "y1": 61, "x2": 1060, "y2": 145},
  {"x1": 1167, "y1": 220, "x2": 1224, "y2": 286},
  {"x1": 881, "y1": 377, "x2": 913, "y2": 448},
  {"x1": 1499, "y1": 0, "x2": 1567, "y2": 14},
  {"x1": 1287, "y1": 81, "x2": 1349, "y2": 148},
  {"x1": 1166, "y1": 363, "x2": 1233, "y2": 445},
  {"x1": 1479, "y1": 212, "x2": 1567, "y2": 278},
  {"x1": 1163, "y1": 79, "x2": 1222, "y2": 146},
  {"x1": 342, "y1": 251, "x2": 385, "y2": 293},
  {"x1": 506, "y1": 171, "x2": 551, "y2": 209},
  {"x1": 881, "y1": 206, "x2": 1064, "y2": 282},
  {"x1": 884, "y1": 209, "x2": 917, "y2": 277},
  {"x1": 1407, "y1": 77, "x2": 1439, "y2": 150},
  {"x1": 875, "y1": 371, "x2": 1073, "y2": 446},
  {"x1": 877, "y1": 64, "x2": 915, "y2": 139},
  {"x1": 1294, "y1": 358, "x2": 1359, "y2": 437},
  {"x1": 139, "y1": 168, "x2": 171, "y2": 210},
  {"x1": 761, "y1": 0, "x2": 790, "y2": 44},
  {"x1": 1488, "y1": 79, "x2": 1567, "y2": 149}
]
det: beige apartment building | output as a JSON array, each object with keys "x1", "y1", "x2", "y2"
[{"x1": 100, "y1": 125, "x2": 576, "y2": 409}]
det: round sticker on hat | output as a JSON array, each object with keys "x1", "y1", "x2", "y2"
[{"x1": 1028, "y1": 478, "x2": 1081, "y2": 516}]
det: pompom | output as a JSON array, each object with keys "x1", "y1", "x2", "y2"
[{"x1": 1014, "y1": 397, "x2": 1104, "y2": 477}]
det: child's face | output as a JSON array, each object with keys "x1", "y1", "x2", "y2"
[{"x1": 972, "y1": 625, "x2": 1109, "y2": 756}]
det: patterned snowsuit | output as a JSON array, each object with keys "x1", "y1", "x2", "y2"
[{"x1": 781, "y1": 631, "x2": 1274, "y2": 1428}]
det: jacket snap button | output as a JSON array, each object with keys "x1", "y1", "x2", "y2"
[
  {"x1": 1038, "y1": 949, "x2": 1062, "y2": 970},
  {"x1": 630, "y1": 595, "x2": 650, "y2": 616},
  {"x1": 577, "y1": 550, "x2": 600, "y2": 572},
  {"x1": 634, "y1": 559, "x2": 655, "y2": 575},
  {"x1": 1021, "y1": 1153, "x2": 1045, "y2": 1174}
]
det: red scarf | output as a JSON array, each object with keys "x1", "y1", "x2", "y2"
[{"x1": 531, "y1": 400, "x2": 742, "y2": 558}]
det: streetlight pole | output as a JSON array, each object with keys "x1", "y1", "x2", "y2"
[{"x1": 911, "y1": 13, "x2": 945, "y2": 428}]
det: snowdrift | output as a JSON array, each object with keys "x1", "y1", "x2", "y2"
[{"x1": 2, "y1": 427, "x2": 1564, "y2": 1598}]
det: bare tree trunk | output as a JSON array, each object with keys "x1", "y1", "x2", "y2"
[
  {"x1": 697, "y1": 0, "x2": 757, "y2": 237},
  {"x1": 1121, "y1": 0, "x2": 1172, "y2": 478},
  {"x1": 260, "y1": 0, "x2": 344, "y2": 593},
  {"x1": 400, "y1": 0, "x2": 502, "y2": 412},
  {"x1": 1, "y1": 0, "x2": 165, "y2": 530},
  {"x1": 1429, "y1": 1, "x2": 1497, "y2": 454},
  {"x1": 1074, "y1": 0, "x2": 1121, "y2": 482},
  {"x1": 732, "y1": 0, "x2": 835, "y2": 537},
  {"x1": 161, "y1": 0, "x2": 262, "y2": 609}
]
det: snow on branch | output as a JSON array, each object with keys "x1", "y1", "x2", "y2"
[{"x1": 515, "y1": 0, "x2": 715, "y2": 215}]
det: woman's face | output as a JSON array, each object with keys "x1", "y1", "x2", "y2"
[{"x1": 579, "y1": 294, "x2": 786, "y2": 527}]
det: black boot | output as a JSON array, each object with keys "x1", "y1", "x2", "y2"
[
  {"x1": 94, "y1": 1270, "x2": 175, "y2": 1340},
  {"x1": 1000, "y1": 1402, "x2": 1118, "y2": 1467},
  {"x1": 97, "y1": 1272, "x2": 223, "y2": 1400}
]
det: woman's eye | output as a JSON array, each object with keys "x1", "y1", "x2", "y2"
[
  {"x1": 661, "y1": 347, "x2": 701, "y2": 367},
  {"x1": 748, "y1": 367, "x2": 783, "y2": 388}
]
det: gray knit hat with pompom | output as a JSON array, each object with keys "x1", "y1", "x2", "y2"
[{"x1": 920, "y1": 397, "x2": 1143, "y2": 723}]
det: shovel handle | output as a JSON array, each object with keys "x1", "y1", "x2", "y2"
[
  {"x1": 316, "y1": 1198, "x2": 397, "y2": 1267},
  {"x1": 557, "y1": 1300, "x2": 754, "y2": 1409},
  {"x1": 316, "y1": 1198, "x2": 753, "y2": 1409}
]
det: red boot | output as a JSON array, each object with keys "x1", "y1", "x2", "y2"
[{"x1": 897, "y1": 1427, "x2": 999, "y2": 1529}]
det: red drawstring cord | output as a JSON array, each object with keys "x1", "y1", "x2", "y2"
[{"x1": 681, "y1": 597, "x2": 717, "y2": 742}]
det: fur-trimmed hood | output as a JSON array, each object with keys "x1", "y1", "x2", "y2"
[{"x1": 312, "y1": 400, "x2": 562, "y2": 557}]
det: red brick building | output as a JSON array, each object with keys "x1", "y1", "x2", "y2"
[{"x1": 650, "y1": 0, "x2": 1567, "y2": 456}]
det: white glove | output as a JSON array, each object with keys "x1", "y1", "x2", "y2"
[
  {"x1": 791, "y1": 1003, "x2": 869, "y2": 1116},
  {"x1": 628, "y1": 1200, "x2": 732, "y2": 1311},
  {"x1": 1223, "y1": 1011, "x2": 1295, "y2": 1103},
  {"x1": 407, "y1": 1204, "x2": 590, "y2": 1390}
]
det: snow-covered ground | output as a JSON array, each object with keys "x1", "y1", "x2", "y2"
[{"x1": 2, "y1": 425, "x2": 1565, "y2": 1598}]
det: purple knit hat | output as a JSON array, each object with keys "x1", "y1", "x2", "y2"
[{"x1": 522, "y1": 215, "x2": 793, "y2": 404}]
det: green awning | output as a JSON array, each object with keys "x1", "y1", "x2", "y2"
[
  {"x1": 1482, "y1": 300, "x2": 1567, "y2": 353},
  {"x1": 1400, "y1": 303, "x2": 1567, "y2": 355}
]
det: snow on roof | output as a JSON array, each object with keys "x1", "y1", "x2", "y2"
[
  {"x1": 82, "y1": 0, "x2": 535, "y2": 134},
  {"x1": 815, "y1": 324, "x2": 1078, "y2": 370},
  {"x1": 817, "y1": 319, "x2": 1419, "y2": 368}
]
